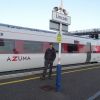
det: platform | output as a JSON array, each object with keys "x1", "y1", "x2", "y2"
[{"x1": 0, "y1": 65, "x2": 100, "y2": 100}]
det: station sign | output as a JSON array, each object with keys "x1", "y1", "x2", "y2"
[
  {"x1": 52, "y1": 11, "x2": 71, "y2": 25},
  {"x1": 49, "y1": 20, "x2": 68, "y2": 32}
]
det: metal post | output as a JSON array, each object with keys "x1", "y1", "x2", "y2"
[
  {"x1": 50, "y1": 0, "x2": 70, "y2": 92},
  {"x1": 56, "y1": 23, "x2": 62, "y2": 92}
]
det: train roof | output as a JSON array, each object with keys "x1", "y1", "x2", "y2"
[
  {"x1": 0, "y1": 23, "x2": 55, "y2": 34},
  {"x1": 0, "y1": 23, "x2": 99, "y2": 40}
]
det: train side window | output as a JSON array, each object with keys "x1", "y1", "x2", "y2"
[
  {"x1": 53, "y1": 43, "x2": 59, "y2": 53},
  {"x1": 67, "y1": 44, "x2": 73, "y2": 53},
  {"x1": 78, "y1": 44, "x2": 85, "y2": 53},
  {"x1": 43, "y1": 42, "x2": 58, "y2": 53},
  {"x1": 0, "y1": 39, "x2": 4, "y2": 46},
  {"x1": 24, "y1": 41, "x2": 43, "y2": 53},
  {"x1": 62, "y1": 43, "x2": 68, "y2": 53},
  {"x1": 0, "y1": 39, "x2": 15, "y2": 53},
  {"x1": 67, "y1": 43, "x2": 78, "y2": 53}
]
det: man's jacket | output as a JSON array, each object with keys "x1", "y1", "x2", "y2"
[{"x1": 44, "y1": 47, "x2": 56, "y2": 61}]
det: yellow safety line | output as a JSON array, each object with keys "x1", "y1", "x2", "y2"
[
  {"x1": 0, "y1": 76, "x2": 39, "y2": 86},
  {"x1": 0, "y1": 66, "x2": 100, "y2": 86},
  {"x1": 62, "y1": 66, "x2": 100, "y2": 74}
]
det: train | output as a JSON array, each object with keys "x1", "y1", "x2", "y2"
[{"x1": 0, "y1": 23, "x2": 100, "y2": 72}]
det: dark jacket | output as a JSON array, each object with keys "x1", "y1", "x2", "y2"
[{"x1": 44, "y1": 47, "x2": 56, "y2": 61}]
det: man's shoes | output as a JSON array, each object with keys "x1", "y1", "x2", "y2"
[{"x1": 40, "y1": 76, "x2": 45, "y2": 80}]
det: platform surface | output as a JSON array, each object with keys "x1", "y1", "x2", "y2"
[{"x1": 0, "y1": 66, "x2": 100, "y2": 100}]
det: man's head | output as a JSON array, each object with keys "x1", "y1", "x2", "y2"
[{"x1": 49, "y1": 43, "x2": 53, "y2": 49}]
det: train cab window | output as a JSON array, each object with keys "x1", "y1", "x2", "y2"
[
  {"x1": 24, "y1": 41, "x2": 43, "y2": 53},
  {"x1": 0, "y1": 39, "x2": 15, "y2": 53}
]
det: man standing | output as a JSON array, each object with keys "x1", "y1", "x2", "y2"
[{"x1": 40, "y1": 43, "x2": 56, "y2": 80}]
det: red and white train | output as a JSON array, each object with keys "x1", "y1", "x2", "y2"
[{"x1": 0, "y1": 23, "x2": 100, "y2": 72}]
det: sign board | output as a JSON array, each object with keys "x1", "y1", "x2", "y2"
[
  {"x1": 52, "y1": 11, "x2": 71, "y2": 25},
  {"x1": 56, "y1": 32, "x2": 62, "y2": 43},
  {"x1": 49, "y1": 20, "x2": 68, "y2": 32}
]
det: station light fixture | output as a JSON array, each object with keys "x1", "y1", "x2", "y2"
[{"x1": 53, "y1": 7, "x2": 58, "y2": 11}]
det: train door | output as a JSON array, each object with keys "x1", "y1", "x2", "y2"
[{"x1": 86, "y1": 42, "x2": 91, "y2": 62}]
